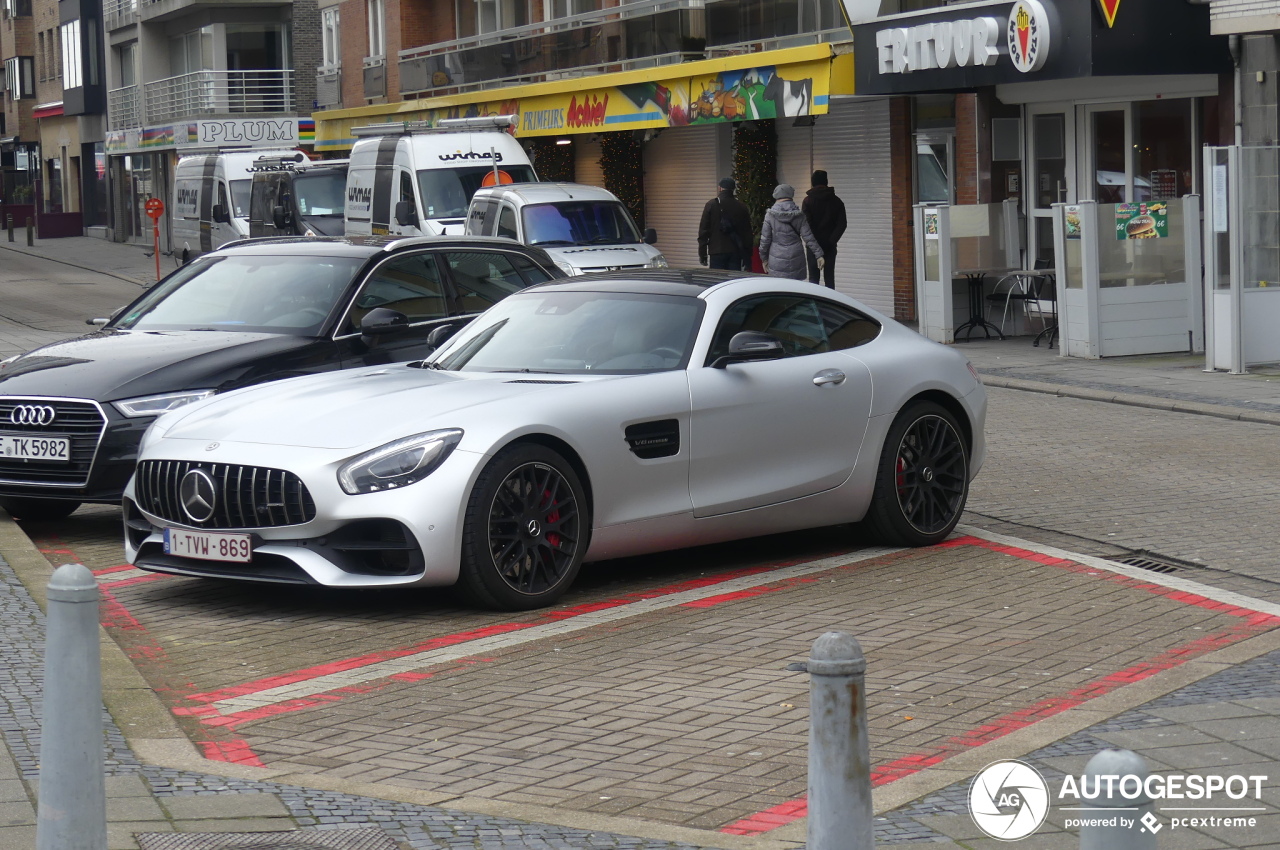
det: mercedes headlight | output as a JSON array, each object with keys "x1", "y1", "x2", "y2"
[
  {"x1": 646, "y1": 255, "x2": 669, "y2": 268},
  {"x1": 338, "y1": 429, "x2": 463, "y2": 495},
  {"x1": 112, "y1": 390, "x2": 216, "y2": 418}
]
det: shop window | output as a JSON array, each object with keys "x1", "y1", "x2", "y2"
[{"x1": 1135, "y1": 99, "x2": 1194, "y2": 201}]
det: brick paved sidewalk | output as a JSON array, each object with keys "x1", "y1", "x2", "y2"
[{"x1": 0, "y1": 234, "x2": 164, "y2": 286}]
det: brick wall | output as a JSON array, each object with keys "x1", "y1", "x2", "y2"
[
  {"x1": 32, "y1": 0, "x2": 58, "y2": 106},
  {"x1": 889, "y1": 96, "x2": 915, "y2": 322},
  {"x1": 338, "y1": 0, "x2": 368, "y2": 106},
  {"x1": 293, "y1": 0, "x2": 322, "y2": 113},
  {"x1": 954, "y1": 92, "x2": 994, "y2": 206},
  {"x1": 1212, "y1": 0, "x2": 1280, "y2": 22},
  {"x1": 2, "y1": 11, "x2": 37, "y2": 142}
]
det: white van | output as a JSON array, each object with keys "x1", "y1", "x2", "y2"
[
  {"x1": 465, "y1": 183, "x2": 667, "y2": 275},
  {"x1": 343, "y1": 115, "x2": 536, "y2": 239},
  {"x1": 172, "y1": 149, "x2": 300, "y2": 258}
]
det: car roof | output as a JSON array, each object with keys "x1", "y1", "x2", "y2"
[
  {"x1": 474, "y1": 182, "x2": 618, "y2": 204},
  {"x1": 531, "y1": 268, "x2": 760, "y2": 296},
  {"x1": 211, "y1": 235, "x2": 537, "y2": 258}
]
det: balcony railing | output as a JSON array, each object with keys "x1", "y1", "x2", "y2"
[
  {"x1": 143, "y1": 69, "x2": 295, "y2": 124},
  {"x1": 316, "y1": 67, "x2": 342, "y2": 109},
  {"x1": 398, "y1": 0, "x2": 705, "y2": 95},
  {"x1": 104, "y1": 0, "x2": 137, "y2": 30},
  {"x1": 107, "y1": 84, "x2": 141, "y2": 130}
]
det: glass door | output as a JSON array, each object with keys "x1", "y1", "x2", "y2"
[
  {"x1": 1026, "y1": 103, "x2": 1074, "y2": 267},
  {"x1": 1086, "y1": 104, "x2": 1132, "y2": 204}
]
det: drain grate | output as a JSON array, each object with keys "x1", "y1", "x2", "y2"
[
  {"x1": 136, "y1": 827, "x2": 400, "y2": 850},
  {"x1": 1114, "y1": 553, "x2": 1204, "y2": 574}
]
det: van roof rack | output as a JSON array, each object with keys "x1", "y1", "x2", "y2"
[
  {"x1": 249, "y1": 152, "x2": 307, "y2": 172},
  {"x1": 350, "y1": 114, "x2": 518, "y2": 137}
]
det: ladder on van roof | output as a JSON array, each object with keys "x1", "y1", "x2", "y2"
[{"x1": 350, "y1": 114, "x2": 518, "y2": 137}]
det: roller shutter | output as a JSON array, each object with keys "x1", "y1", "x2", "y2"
[
  {"x1": 642, "y1": 125, "x2": 720, "y2": 269},
  {"x1": 811, "y1": 98, "x2": 894, "y2": 314},
  {"x1": 775, "y1": 120, "x2": 812, "y2": 197},
  {"x1": 574, "y1": 137, "x2": 605, "y2": 189}
]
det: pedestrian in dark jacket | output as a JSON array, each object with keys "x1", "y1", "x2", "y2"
[
  {"x1": 698, "y1": 177, "x2": 754, "y2": 271},
  {"x1": 760, "y1": 184, "x2": 823, "y2": 281},
  {"x1": 801, "y1": 170, "x2": 847, "y2": 287}
]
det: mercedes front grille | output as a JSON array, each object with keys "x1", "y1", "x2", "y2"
[{"x1": 136, "y1": 460, "x2": 317, "y2": 529}]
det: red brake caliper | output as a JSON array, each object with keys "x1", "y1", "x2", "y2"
[{"x1": 543, "y1": 489, "x2": 561, "y2": 547}]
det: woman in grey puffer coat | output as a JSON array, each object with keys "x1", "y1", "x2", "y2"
[{"x1": 759, "y1": 184, "x2": 823, "y2": 280}]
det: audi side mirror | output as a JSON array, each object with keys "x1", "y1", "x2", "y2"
[
  {"x1": 360, "y1": 307, "x2": 410, "y2": 339},
  {"x1": 709, "y1": 331, "x2": 784, "y2": 369}
]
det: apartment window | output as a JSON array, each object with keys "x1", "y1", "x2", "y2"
[
  {"x1": 61, "y1": 21, "x2": 81, "y2": 89},
  {"x1": 2, "y1": 0, "x2": 33, "y2": 17},
  {"x1": 4, "y1": 57, "x2": 34, "y2": 98},
  {"x1": 119, "y1": 42, "x2": 137, "y2": 88},
  {"x1": 367, "y1": 0, "x2": 385, "y2": 58},
  {"x1": 322, "y1": 8, "x2": 341, "y2": 68},
  {"x1": 37, "y1": 31, "x2": 46, "y2": 81},
  {"x1": 169, "y1": 27, "x2": 214, "y2": 75},
  {"x1": 547, "y1": 0, "x2": 594, "y2": 19}
]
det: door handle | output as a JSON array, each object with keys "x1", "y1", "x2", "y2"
[{"x1": 813, "y1": 369, "x2": 846, "y2": 387}]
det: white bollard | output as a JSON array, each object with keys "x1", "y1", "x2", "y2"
[
  {"x1": 1079, "y1": 749, "x2": 1157, "y2": 850},
  {"x1": 36, "y1": 564, "x2": 107, "y2": 850},
  {"x1": 797, "y1": 631, "x2": 874, "y2": 850}
]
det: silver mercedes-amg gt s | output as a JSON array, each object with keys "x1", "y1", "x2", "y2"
[{"x1": 124, "y1": 270, "x2": 987, "y2": 610}]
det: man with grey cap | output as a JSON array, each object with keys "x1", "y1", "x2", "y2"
[
  {"x1": 698, "y1": 177, "x2": 754, "y2": 271},
  {"x1": 759, "y1": 183, "x2": 823, "y2": 281}
]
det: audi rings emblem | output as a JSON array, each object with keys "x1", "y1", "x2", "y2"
[
  {"x1": 9, "y1": 405, "x2": 56, "y2": 427},
  {"x1": 179, "y1": 469, "x2": 218, "y2": 524}
]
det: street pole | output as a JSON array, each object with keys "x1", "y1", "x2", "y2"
[
  {"x1": 36, "y1": 563, "x2": 107, "y2": 850},
  {"x1": 1079, "y1": 749, "x2": 1156, "y2": 850},
  {"x1": 26, "y1": 215, "x2": 34, "y2": 246},
  {"x1": 792, "y1": 631, "x2": 874, "y2": 850}
]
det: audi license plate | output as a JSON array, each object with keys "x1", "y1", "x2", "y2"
[
  {"x1": 0, "y1": 434, "x2": 70, "y2": 462},
  {"x1": 163, "y1": 528, "x2": 252, "y2": 563}
]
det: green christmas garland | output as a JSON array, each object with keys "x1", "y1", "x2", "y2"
[
  {"x1": 600, "y1": 131, "x2": 645, "y2": 228},
  {"x1": 525, "y1": 138, "x2": 575, "y2": 183},
  {"x1": 732, "y1": 119, "x2": 777, "y2": 244}
]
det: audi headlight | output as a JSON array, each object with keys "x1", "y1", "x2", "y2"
[
  {"x1": 112, "y1": 390, "x2": 216, "y2": 418},
  {"x1": 337, "y1": 429, "x2": 463, "y2": 495},
  {"x1": 646, "y1": 255, "x2": 669, "y2": 268}
]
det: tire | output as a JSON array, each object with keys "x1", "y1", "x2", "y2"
[
  {"x1": 457, "y1": 444, "x2": 588, "y2": 611},
  {"x1": 864, "y1": 401, "x2": 969, "y2": 547},
  {"x1": 0, "y1": 498, "x2": 81, "y2": 522}
]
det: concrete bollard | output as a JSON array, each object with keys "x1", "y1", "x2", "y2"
[
  {"x1": 1079, "y1": 749, "x2": 1156, "y2": 850},
  {"x1": 36, "y1": 564, "x2": 107, "y2": 850},
  {"x1": 791, "y1": 631, "x2": 874, "y2": 850},
  {"x1": 26, "y1": 215, "x2": 34, "y2": 246}
]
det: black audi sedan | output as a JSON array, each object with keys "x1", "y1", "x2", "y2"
[{"x1": 0, "y1": 235, "x2": 563, "y2": 520}]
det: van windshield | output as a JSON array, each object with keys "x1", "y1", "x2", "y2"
[
  {"x1": 295, "y1": 172, "x2": 346, "y2": 217},
  {"x1": 522, "y1": 201, "x2": 641, "y2": 247},
  {"x1": 417, "y1": 165, "x2": 536, "y2": 219},
  {"x1": 112, "y1": 255, "x2": 364, "y2": 335}
]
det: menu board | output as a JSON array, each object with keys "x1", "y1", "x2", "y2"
[
  {"x1": 1115, "y1": 203, "x2": 1168, "y2": 240},
  {"x1": 1149, "y1": 170, "x2": 1178, "y2": 202}
]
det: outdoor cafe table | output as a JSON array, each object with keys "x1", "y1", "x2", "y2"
[{"x1": 953, "y1": 267, "x2": 1017, "y2": 341}]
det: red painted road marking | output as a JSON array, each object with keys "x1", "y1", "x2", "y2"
[{"x1": 718, "y1": 537, "x2": 1280, "y2": 836}]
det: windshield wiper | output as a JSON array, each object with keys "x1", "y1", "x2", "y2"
[{"x1": 530, "y1": 240, "x2": 575, "y2": 247}]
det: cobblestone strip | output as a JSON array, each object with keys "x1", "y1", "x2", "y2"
[{"x1": 0, "y1": 552, "x2": 717, "y2": 849}]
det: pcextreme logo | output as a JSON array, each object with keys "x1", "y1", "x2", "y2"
[{"x1": 1096, "y1": 0, "x2": 1121, "y2": 28}]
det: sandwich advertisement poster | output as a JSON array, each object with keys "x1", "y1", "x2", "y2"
[{"x1": 1115, "y1": 202, "x2": 1168, "y2": 240}]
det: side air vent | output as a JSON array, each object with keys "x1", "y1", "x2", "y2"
[
  {"x1": 506, "y1": 379, "x2": 577, "y2": 385},
  {"x1": 625, "y1": 419, "x2": 680, "y2": 459}
]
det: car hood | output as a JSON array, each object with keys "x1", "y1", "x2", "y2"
[
  {"x1": 0, "y1": 330, "x2": 320, "y2": 401},
  {"x1": 154, "y1": 365, "x2": 592, "y2": 450},
  {"x1": 546, "y1": 244, "x2": 660, "y2": 270}
]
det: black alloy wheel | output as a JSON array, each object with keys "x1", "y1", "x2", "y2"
[
  {"x1": 864, "y1": 401, "x2": 969, "y2": 547},
  {"x1": 458, "y1": 444, "x2": 587, "y2": 610}
]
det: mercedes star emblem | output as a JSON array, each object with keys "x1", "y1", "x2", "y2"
[
  {"x1": 9, "y1": 405, "x2": 56, "y2": 426},
  {"x1": 179, "y1": 469, "x2": 218, "y2": 524}
]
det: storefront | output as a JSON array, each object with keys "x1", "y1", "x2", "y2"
[
  {"x1": 852, "y1": 0, "x2": 1230, "y2": 269},
  {"x1": 314, "y1": 44, "x2": 909, "y2": 311}
]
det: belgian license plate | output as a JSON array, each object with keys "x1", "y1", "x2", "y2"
[
  {"x1": 0, "y1": 434, "x2": 70, "y2": 462},
  {"x1": 163, "y1": 528, "x2": 252, "y2": 563}
]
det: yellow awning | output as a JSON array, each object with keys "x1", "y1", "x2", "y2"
[{"x1": 316, "y1": 44, "x2": 854, "y2": 152}]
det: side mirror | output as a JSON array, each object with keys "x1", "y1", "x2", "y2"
[
  {"x1": 394, "y1": 200, "x2": 419, "y2": 228},
  {"x1": 426, "y1": 322, "x2": 461, "y2": 349},
  {"x1": 87, "y1": 305, "x2": 125, "y2": 326},
  {"x1": 360, "y1": 307, "x2": 410, "y2": 339},
  {"x1": 272, "y1": 205, "x2": 291, "y2": 230},
  {"x1": 643, "y1": 227, "x2": 658, "y2": 245},
  {"x1": 710, "y1": 331, "x2": 784, "y2": 369},
  {"x1": 211, "y1": 204, "x2": 231, "y2": 224}
]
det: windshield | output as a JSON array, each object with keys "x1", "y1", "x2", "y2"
[
  {"x1": 417, "y1": 165, "x2": 537, "y2": 219},
  {"x1": 434, "y1": 290, "x2": 702, "y2": 375},
  {"x1": 523, "y1": 201, "x2": 642, "y2": 247},
  {"x1": 113, "y1": 254, "x2": 364, "y2": 335},
  {"x1": 229, "y1": 179, "x2": 252, "y2": 219},
  {"x1": 295, "y1": 171, "x2": 346, "y2": 217}
]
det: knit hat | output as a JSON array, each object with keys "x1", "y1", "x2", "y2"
[
  {"x1": 772, "y1": 184, "x2": 795, "y2": 200},
  {"x1": 718, "y1": 177, "x2": 736, "y2": 191},
  {"x1": 811, "y1": 169, "x2": 828, "y2": 186}
]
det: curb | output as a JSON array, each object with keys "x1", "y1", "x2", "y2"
[
  {"x1": 979, "y1": 374, "x2": 1280, "y2": 427},
  {"x1": 0, "y1": 240, "x2": 154, "y2": 288}
]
